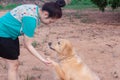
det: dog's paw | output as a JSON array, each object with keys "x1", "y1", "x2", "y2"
[{"x1": 47, "y1": 58, "x2": 58, "y2": 66}]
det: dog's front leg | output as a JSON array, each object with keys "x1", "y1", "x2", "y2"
[
  {"x1": 48, "y1": 58, "x2": 65, "y2": 80},
  {"x1": 54, "y1": 62, "x2": 65, "y2": 80}
]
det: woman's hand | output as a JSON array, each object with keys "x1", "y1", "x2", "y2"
[
  {"x1": 23, "y1": 35, "x2": 51, "y2": 65},
  {"x1": 41, "y1": 58, "x2": 52, "y2": 65}
]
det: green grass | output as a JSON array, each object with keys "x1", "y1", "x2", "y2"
[
  {"x1": 0, "y1": 1, "x2": 96, "y2": 10},
  {"x1": 0, "y1": 5, "x2": 4, "y2": 9},
  {"x1": 4, "y1": 4, "x2": 20, "y2": 9},
  {"x1": 0, "y1": 3, "x2": 21, "y2": 10},
  {"x1": 64, "y1": 0, "x2": 97, "y2": 10}
]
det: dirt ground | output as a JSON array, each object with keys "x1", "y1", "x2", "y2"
[{"x1": 0, "y1": 9, "x2": 120, "y2": 80}]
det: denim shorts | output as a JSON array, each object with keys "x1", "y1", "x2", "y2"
[{"x1": 0, "y1": 37, "x2": 20, "y2": 60}]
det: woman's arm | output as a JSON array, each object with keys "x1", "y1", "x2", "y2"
[{"x1": 23, "y1": 35, "x2": 50, "y2": 64}]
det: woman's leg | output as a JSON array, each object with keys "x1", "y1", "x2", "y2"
[{"x1": 6, "y1": 59, "x2": 19, "y2": 80}]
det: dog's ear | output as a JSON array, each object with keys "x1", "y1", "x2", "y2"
[{"x1": 62, "y1": 41, "x2": 73, "y2": 56}]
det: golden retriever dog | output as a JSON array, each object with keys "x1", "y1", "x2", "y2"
[{"x1": 48, "y1": 39, "x2": 100, "y2": 80}]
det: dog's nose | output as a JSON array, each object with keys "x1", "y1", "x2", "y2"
[{"x1": 48, "y1": 42, "x2": 52, "y2": 46}]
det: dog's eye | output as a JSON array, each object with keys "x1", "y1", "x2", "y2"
[{"x1": 58, "y1": 42, "x2": 60, "y2": 45}]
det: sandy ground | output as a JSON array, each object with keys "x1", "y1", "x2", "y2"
[{"x1": 0, "y1": 9, "x2": 120, "y2": 80}]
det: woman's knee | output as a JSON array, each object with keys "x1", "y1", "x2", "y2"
[{"x1": 7, "y1": 59, "x2": 19, "y2": 70}]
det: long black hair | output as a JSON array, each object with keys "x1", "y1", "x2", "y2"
[{"x1": 42, "y1": 0, "x2": 66, "y2": 19}]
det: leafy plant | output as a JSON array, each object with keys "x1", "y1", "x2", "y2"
[
  {"x1": 32, "y1": 41, "x2": 39, "y2": 48},
  {"x1": 91, "y1": 0, "x2": 120, "y2": 11},
  {"x1": 109, "y1": 0, "x2": 120, "y2": 9},
  {"x1": 91, "y1": 0, "x2": 107, "y2": 11}
]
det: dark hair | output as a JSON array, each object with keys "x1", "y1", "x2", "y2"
[{"x1": 42, "y1": 0, "x2": 66, "y2": 19}]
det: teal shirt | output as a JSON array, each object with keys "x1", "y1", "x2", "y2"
[
  {"x1": 0, "y1": 4, "x2": 40, "y2": 40},
  {"x1": 0, "y1": 12, "x2": 22, "y2": 39}
]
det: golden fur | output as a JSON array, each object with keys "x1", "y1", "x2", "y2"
[{"x1": 48, "y1": 39, "x2": 100, "y2": 80}]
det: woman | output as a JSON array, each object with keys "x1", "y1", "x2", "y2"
[{"x1": 0, "y1": 0, "x2": 66, "y2": 80}]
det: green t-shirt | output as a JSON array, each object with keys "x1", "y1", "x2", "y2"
[{"x1": 0, "y1": 4, "x2": 40, "y2": 39}]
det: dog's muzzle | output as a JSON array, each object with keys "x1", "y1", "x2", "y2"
[
  {"x1": 48, "y1": 42, "x2": 56, "y2": 51},
  {"x1": 48, "y1": 42, "x2": 52, "y2": 46}
]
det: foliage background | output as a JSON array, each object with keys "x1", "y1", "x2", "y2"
[{"x1": 0, "y1": 0, "x2": 119, "y2": 11}]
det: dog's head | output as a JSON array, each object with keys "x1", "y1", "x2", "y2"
[{"x1": 48, "y1": 39, "x2": 74, "y2": 57}]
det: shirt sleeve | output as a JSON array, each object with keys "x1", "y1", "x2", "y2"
[{"x1": 22, "y1": 16, "x2": 37, "y2": 37}]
